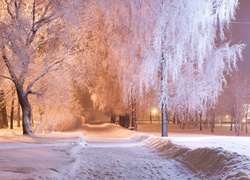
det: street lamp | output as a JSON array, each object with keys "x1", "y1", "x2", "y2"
[
  {"x1": 152, "y1": 108, "x2": 157, "y2": 116},
  {"x1": 242, "y1": 118, "x2": 246, "y2": 123},
  {"x1": 150, "y1": 108, "x2": 158, "y2": 124}
]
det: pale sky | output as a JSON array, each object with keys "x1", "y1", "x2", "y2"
[{"x1": 232, "y1": 0, "x2": 250, "y2": 73}]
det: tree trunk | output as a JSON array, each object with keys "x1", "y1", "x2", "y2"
[
  {"x1": 205, "y1": 113, "x2": 208, "y2": 129},
  {"x1": 0, "y1": 90, "x2": 8, "y2": 128},
  {"x1": 131, "y1": 101, "x2": 137, "y2": 130},
  {"x1": 17, "y1": 102, "x2": 21, "y2": 127},
  {"x1": 1, "y1": 105, "x2": 8, "y2": 128},
  {"x1": 173, "y1": 113, "x2": 176, "y2": 124},
  {"x1": 199, "y1": 112, "x2": 202, "y2": 131},
  {"x1": 111, "y1": 114, "x2": 116, "y2": 123},
  {"x1": 131, "y1": 86, "x2": 137, "y2": 130},
  {"x1": 246, "y1": 113, "x2": 248, "y2": 133},
  {"x1": 235, "y1": 118, "x2": 240, "y2": 136},
  {"x1": 230, "y1": 111, "x2": 234, "y2": 131},
  {"x1": 150, "y1": 112, "x2": 152, "y2": 124},
  {"x1": 16, "y1": 87, "x2": 34, "y2": 136},
  {"x1": 160, "y1": 37, "x2": 168, "y2": 137},
  {"x1": 161, "y1": 101, "x2": 168, "y2": 137},
  {"x1": 0, "y1": 116, "x2": 4, "y2": 128},
  {"x1": 10, "y1": 99, "x2": 14, "y2": 129},
  {"x1": 210, "y1": 108, "x2": 215, "y2": 133},
  {"x1": 160, "y1": 69, "x2": 168, "y2": 136},
  {"x1": 160, "y1": 76, "x2": 168, "y2": 136},
  {"x1": 125, "y1": 113, "x2": 130, "y2": 128},
  {"x1": 0, "y1": 106, "x2": 4, "y2": 128}
]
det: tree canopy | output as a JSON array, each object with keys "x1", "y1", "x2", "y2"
[{"x1": 0, "y1": 0, "x2": 245, "y2": 136}]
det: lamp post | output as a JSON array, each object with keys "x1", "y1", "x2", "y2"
[
  {"x1": 150, "y1": 108, "x2": 157, "y2": 124},
  {"x1": 245, "y1": 104, "x2": 249, "y2": 133}
]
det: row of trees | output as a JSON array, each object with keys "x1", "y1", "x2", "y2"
[
  {"x1": 145, "y1": 71, "x2": 250, "y2": 136},
  {"x1": 216, "y1": 72, "x2": 250, "y2": 136},
  {"x1": 82, "y1": 0, "x2": 245, "y2": 136},
  {"x1": 0, "y1": 0, "x2": 245, "y2": 136}
]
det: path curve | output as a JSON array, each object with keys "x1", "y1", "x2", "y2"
[{"x1": 68, "y1": 123, "x2": 199, "y2": 179}]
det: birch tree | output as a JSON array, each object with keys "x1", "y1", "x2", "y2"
[
  {"x1": 0, "y1": 0, "x2": 83, "y2": 136},
  {"x1": 73, "y1": 1, "x2": 244, "y2": 137},
  {"x1": 100, "y1": 0, "x2": 244, "y2": 136},
  {"x1": 123, "y1": 0, "x2": 244, "y2": 136}
]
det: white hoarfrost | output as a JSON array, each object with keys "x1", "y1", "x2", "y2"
[{"x1": 79, "y1": 0, "x2": 245, "y2": 116}]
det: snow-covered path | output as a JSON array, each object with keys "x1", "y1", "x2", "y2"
[
  {"x1": 68, "y1": 123, "x2": 201, "y2": 179},
  {"x1": 74, "y1": 137, "x2": 199, "y2": 180},
  {"x1": 1, "y1": 123, "x2": 250, "y2": 179}
]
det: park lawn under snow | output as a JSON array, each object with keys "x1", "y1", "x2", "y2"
[{"x1": 0, "y1": 123, "x2": 250, "y2": 179}]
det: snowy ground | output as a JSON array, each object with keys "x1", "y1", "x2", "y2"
[{"x1": 0, "y1": 123, "x2": 250, "y2": 179}]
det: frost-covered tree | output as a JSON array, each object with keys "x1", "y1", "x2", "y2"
[
  {"x1": 73, "y1": 0, "x2": 244, "y2": 137},
  {"x1": 0, "y1": 0, "x2": 83, "y2": 136},
  {"x1": 72, "y1": 1, "x2": 137, "y2": 117},
  {"x1": 0, "y1": 75, "x2": 13, "y2": 128},
  {"x1": 116, "y1": 0, "x2": 244, "y2": 136},
  {"x1": 217, "y1": 72, "x2": 250, "y2": 136}
]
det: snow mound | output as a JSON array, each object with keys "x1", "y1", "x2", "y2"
[
  {"x1": 81, "y1": 123, "x2": 135, "y2": 138},
  {"x1": 131, "y1": 134, "x2": 250, "y2": 179}
]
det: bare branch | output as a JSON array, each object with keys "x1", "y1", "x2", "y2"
[
  {"x1": 1, "y1": 46, "x2": 18, "y2": 83},
  {"x1": 26, "y1": 0, "x2": 58, "y2": 47},
  {"x1": 32, "y1": 0, "x2": 36, "y2": 27},
  {"x1": 32, "y1": 30, "x2": 66, "y2": 54},
  {"x1": 14, "y1": 0, "x2": 22, "y2": 19},
  {"x1": 5, "y1": 0, "x2": 15, "y2": 19},
  {"x1": 26, "y1": 39, "x2": 82, "y2": 95},
  {"x1": 26, "y1": 57, "x2": 65, "y2": 95},
  {"x1": 0, "y1": 75, "x2": 13, "y2": 81}
]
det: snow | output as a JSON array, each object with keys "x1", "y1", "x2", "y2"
[{"x1": 0, "y1": 123, "x2": 250, "y2": 179}]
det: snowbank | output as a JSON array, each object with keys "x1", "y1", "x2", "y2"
[
  {"x1": 81, "y1": 123, "x2": 136, "y2": 138},
  {"x1": 132, "y1": 133, "x2": 250, "y2": 179},
  {"x1": 0, "y1": 131, "x2": 87, "y2": 180}
]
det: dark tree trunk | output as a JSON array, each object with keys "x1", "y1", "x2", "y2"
[
  {"x1": 10, "y1": 99, "x2": 14, "y2": 129},
  {"x1": 210, "y1": 108, "x2": 215, "y2": 133},
  {"x1": 0, "y1": 116, "x2": 4, "y2": 128},
  {"x1": 111, "y1": 114, "x2": 116, "y2": 123},
  {"x1": 173, "y1": 113, "x2": 176, "y2": 124},
  {"x1": 230, "y1": 110, "x2": 234, "y2": 131},
  {"x1": 199, "y1": 112, "x2": 202, "y2": 131},
  {"x1": 150, "y1": 112, "x2": 152, "y2": 124},
  {"x1": 125, "y1": 113, "x2": 130, "y2": 128},
  {"x1": 246, "y1": 113, "x2": 248, "y2": 133},
  {"x1": 16, "y1": 87, "x2": 34, "y2": 136},
  {"x1": 17, "y1": 102, "x2": 21, "y2": 127},
  {"x1": 131, "y1": 85, "x2": 137, "y2": 130},
  {"x1": 1, "y1": 105, "x2": 8, "y2": 128},
  {"x1": 2, "y1": 105, "x2": 9, "y2": 128},
  {"x1": 0, "y1": 90, "x2": 8, "y2": 128},
  {"x1": 235, "y1": 118, "x2": 240, "y2": 136},
  {"x1": 205, "y1": 114, "x2": 208, "y2": 129},
  {"x1": 131, "y1": 101, "x2": 137, "y2": 130}
]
